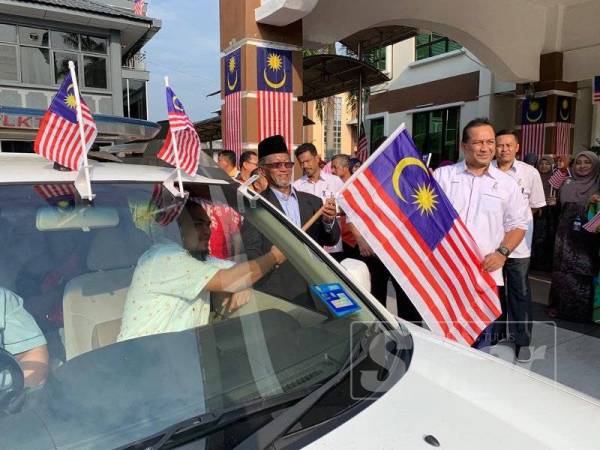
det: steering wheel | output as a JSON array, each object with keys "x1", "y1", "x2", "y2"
[{"x1": 0, "y1": 348, "x2": 25, "y2": 415}]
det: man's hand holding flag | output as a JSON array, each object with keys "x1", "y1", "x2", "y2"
[{"x1": 336, "y1": 124, "x2": 501, "y2": 346}]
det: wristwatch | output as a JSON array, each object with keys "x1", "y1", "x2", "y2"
[{"x1": 496, "y1": 246, "x2": 511, "y2": 257}]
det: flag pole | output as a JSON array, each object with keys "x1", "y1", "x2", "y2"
[
  {"x1": 164, "y1": 76, "x2": 185, "y2": 198},
  {"x1": 68, "y1": 61, "x2": 93, "y2": 201}
]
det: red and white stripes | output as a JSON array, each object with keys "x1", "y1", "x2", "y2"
[
  {"x1": 258, "y1": 91, "x2": 293, "y2": 153},
  {"x1": 223, "y1": 91, "x2": 242, "y2": 162},
  {"x1": 555, "y1": 122, "x2": 572, "y2": 156},
  {"x1": 339, "y1": 169, "x2": 500, "y2": 346},
  {"x1": 521, "y1": 124, "x2": 545, "y2": 158}
]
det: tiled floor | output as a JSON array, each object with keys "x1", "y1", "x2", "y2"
[{"x1": 386, "y1": 273, "x2": 600, "y2": 400}]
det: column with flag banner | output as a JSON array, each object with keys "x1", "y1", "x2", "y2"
[
  {"x1": 520, "y1": 98, "x2": 546, "y2": 158},
  {"x1": 157, "y1": 84, "x2": 201, "y2": 177},
  {"x1": 257, "y1": 47, "x2": 293, "y2": 152},
  {"x1": 223, "y1": 48, "x2": 242, "y2": 162},
  {"x1": 355, "y1": 123, "x2": 368, "y2": 162},
  {"x1": 34, "y1": 71, "x2": 97, "y2": 172},
  {"x1": 556, "y1": 96, "x2": 573, "y2": 156},
  {"x1": 337, "y1": 124, "x2": 501, "y2": 345}
]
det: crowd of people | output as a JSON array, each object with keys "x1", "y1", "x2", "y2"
[{"x1": 217, "y1": 119, "x2": 599, "y2": 363}]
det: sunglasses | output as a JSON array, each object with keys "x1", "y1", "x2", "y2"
[{"x1": 262, "y1": 162, "x2": 294, "y2": 169}]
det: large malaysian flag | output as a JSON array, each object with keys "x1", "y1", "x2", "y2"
[
  {"x1": 257, "y1": 47, "x2": 293, "y2": 153},
  {"x1": 337, "y1": 125, "x2": 501, "y2": 345},
  {"x1": 34, "y1": 72, "x2": 97, "y2": 171},
  {"x1": 223, "y1": 48, "x2": 242, "y2": 162},
  {"x1": 157, "y1": 86, "x2": 200, "y2": 176}
]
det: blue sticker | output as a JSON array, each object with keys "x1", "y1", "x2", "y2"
[{"x1": 310, "y1": 283, "x2": 361, "y2": 317}]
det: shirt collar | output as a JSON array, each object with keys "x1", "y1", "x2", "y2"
[
  {"x1": 270, "y1": 186, "x2": 298, "y2": 201},
  {"x1": 492, "y1": 159, "x2": 517, "y2": 173},
  {"x1": 457, "y1": 160, "x2": 500, "y2": 180},
  {"x1": 299, "y1": 171, "x2": 327, "y2": 184}
]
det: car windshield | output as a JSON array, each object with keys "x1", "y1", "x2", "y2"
[{"x1": 0, "y1": 179, "x2": 403, "y2": 449}]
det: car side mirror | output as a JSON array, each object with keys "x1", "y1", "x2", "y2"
[
  {"x1": 0, "y1": 347, "x2": 25, "y2": 414},
  {"x1": 340, "y1": 258, "x2": 371, "y2": 292}
]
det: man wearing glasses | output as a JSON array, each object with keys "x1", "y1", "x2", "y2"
[
  {"x1": 242, "y1": 135, "x2": 340, "y2": 307},
  {"x1": 433, "y1": 118, "x2": 528, "y2": 349},
  {"x1": 236, "y1": 150, "x2": 258, "y2": 183}
]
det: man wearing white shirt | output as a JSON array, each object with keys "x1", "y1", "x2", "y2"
[
  {"x1": 433, "y1": 118, "x2": 528, "y2": 349},
  {"x1": 293, "y1": 143, "x2": 345, "y2": 261},
  {"x1": 493, "y1": 130, "x2": 546, "y2": 362}
]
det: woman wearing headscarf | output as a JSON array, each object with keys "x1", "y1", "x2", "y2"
[
  {"x1": 531, "y1": 156, "x2": 560, "y2": 272},
  {"x1": 549, "y1": 151, "x2": 600, "y2": 321}
]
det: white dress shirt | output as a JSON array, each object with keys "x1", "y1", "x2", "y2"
[
  {"x1": 433, "y1": 161, "x2": 529, "y2": 285},
  {"x1": 293, "y1": 171, "x2": 344, "y2": 253},
  {"x1": 492, "y1": 159, "x2": 546, "y2": 258}
]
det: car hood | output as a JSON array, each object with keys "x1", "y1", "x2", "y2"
[{"x1": 308, "y1": 322, "x2": 600, "y2": 449}]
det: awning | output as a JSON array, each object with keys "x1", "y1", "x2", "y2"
[
  {"x1": 194, "y1": 116, "x2": 222, "y2": 142},
  {"x1": 301, "y1": 54, "x2": 390, "y2": 102},
  {"x1": 340, "y1": 26, "x2": 417, "y2": 53}
]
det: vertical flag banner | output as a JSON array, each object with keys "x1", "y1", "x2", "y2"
[
  {"x1": 157, "y1": 86, "x2": 200, "y2": 176},
  {"x1": 593, "y1": 76, "x2": 600, "y2": 104},
  {"x1": 555, "y1": 96, "x2": 573, "y2": 156},
  {"x1": 134, "y1": 0, "x2": 145, "y2": 16},
  {"x1": 337, "y1": 125, "x2": 501, "y2": 345},
  {"x1": 34, "y1": 72, "x2": 97, "y2": 171},
  {"x1": 223, "y1": 48, "x2": 242, "y2": 161},
  {"x1": 521, "y1": 98, "x2": 547, "y2": 157},
  {"x1": 356, "y1": 123, "x2": 368, "y2": 162},
  {"x1": 257, "y1": 47, "x2": 293, "y2": 152}
]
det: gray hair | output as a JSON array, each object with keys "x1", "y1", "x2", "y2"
[{"x1": 331, "y1": 154, "x2": 350, "y2": 167}]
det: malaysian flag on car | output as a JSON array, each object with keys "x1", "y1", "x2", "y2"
[
  {"x1": 223, "y1": 48, "x2": 242, "y2": 161},
  {"x1": 337, "y1": 125, "x2": 501, "y2": 345},
  {"x1": 150, "y1": 183, "x2": 186, "y2": 227},
  {"x1": 257, "y1": 47, "x2": 293, "y2": 152},
  {"x1": 34, "y1": 72, "x2": 97, "y2": 171},
  {"x1": 157, "y1": 86, "x2": 200, "y2": 176},
  {"x1": 34, "y1": 184, "x2": 76, "y2": 208},
  {"x1": 356, "y1": 124, "x2": 368, "y2": 162}
]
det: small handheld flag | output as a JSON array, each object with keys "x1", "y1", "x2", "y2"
[
  {"x1": 157, "y1": 78, "x2": 201, "y2": 196},
  {"x1": 337, "y1": 124, "x2": 501, "y2": 345},
  {"x1": 548, "y1": 168, "x2": 569, "y2": 189}
]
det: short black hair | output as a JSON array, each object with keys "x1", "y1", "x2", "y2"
[
  {"x1": 495, "y1": 129, "x2": 519, "y2": 144},
  {"x1": 295, "y1": 142, "x2": 318, "y2": 158},
  {"x1": 218, "y1": 149, "x2": 236, "y2": 166},
  {"x1": 331, "y1": 154, "x2": 350, "y2": 167},
  {"x1": 461, "y1": 118, "x2": 494, "y2": 143},
  {"x1": 239, "y1": 150, "x2": 257, "y2": 166}
]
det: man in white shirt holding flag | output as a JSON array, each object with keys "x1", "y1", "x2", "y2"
[
  {"x1": 433, "y1": 118, "x2": 529, "y2": 350},
  {"x1": 337, "y1": 122, "x2": 505, "y2": 346}
]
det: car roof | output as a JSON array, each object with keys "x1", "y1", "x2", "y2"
[{"x1": 0, "y1": 154, "x2": 228, "y2": 185}]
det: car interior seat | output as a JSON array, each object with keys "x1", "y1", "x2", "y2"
[{"x1": 62, "y1": 226, "x2": 151, "y2": 360}]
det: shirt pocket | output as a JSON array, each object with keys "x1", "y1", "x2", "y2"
[{"x1": 480, "y1": 191, "x2": 504, "y2": 214}]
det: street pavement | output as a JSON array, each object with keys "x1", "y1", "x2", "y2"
[{"x1": 387, "y1": 273, "x2": 600, "y2": 400}]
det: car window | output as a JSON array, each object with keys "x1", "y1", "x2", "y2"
[{"x1": 0, "y1": 181, "x2": 404, "y2": 449}]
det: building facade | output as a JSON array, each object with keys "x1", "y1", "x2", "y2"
[{"x1": 0, "y1": 0, "x2": 160, "y2": 152}]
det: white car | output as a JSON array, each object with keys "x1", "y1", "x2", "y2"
[{"x1": 0, "y1": 153, "x2": 598, "y2": 450}]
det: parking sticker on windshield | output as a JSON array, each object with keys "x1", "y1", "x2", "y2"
[{"x1": 310, "y1": 283, "x2": 360, "y2": 317}]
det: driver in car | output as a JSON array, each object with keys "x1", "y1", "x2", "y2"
[
  {"x1": 118, "y1": 200, "x2": 286, "y2": 341},
  {"x1": 0, "y1": 287, "x2": 49, "y2": 388}
]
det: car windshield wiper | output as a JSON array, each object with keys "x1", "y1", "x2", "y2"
[
  {"x1": 116, "y1": 388, "x2": 314, "y2": 450},
  {"x1": 119, "y1": 322, "x2": 383, "y2": 450},
  {"x1": 232, "y1": 321, "x2": 383, "y2": 450}
]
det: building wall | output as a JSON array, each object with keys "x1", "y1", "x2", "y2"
[{"x1": 0, "y1": 16, "x2": 122, "y2": 115}]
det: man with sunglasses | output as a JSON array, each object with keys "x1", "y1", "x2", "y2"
[{"x1": 241, "y1": 135, "x2": 340, "y2": 307}]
